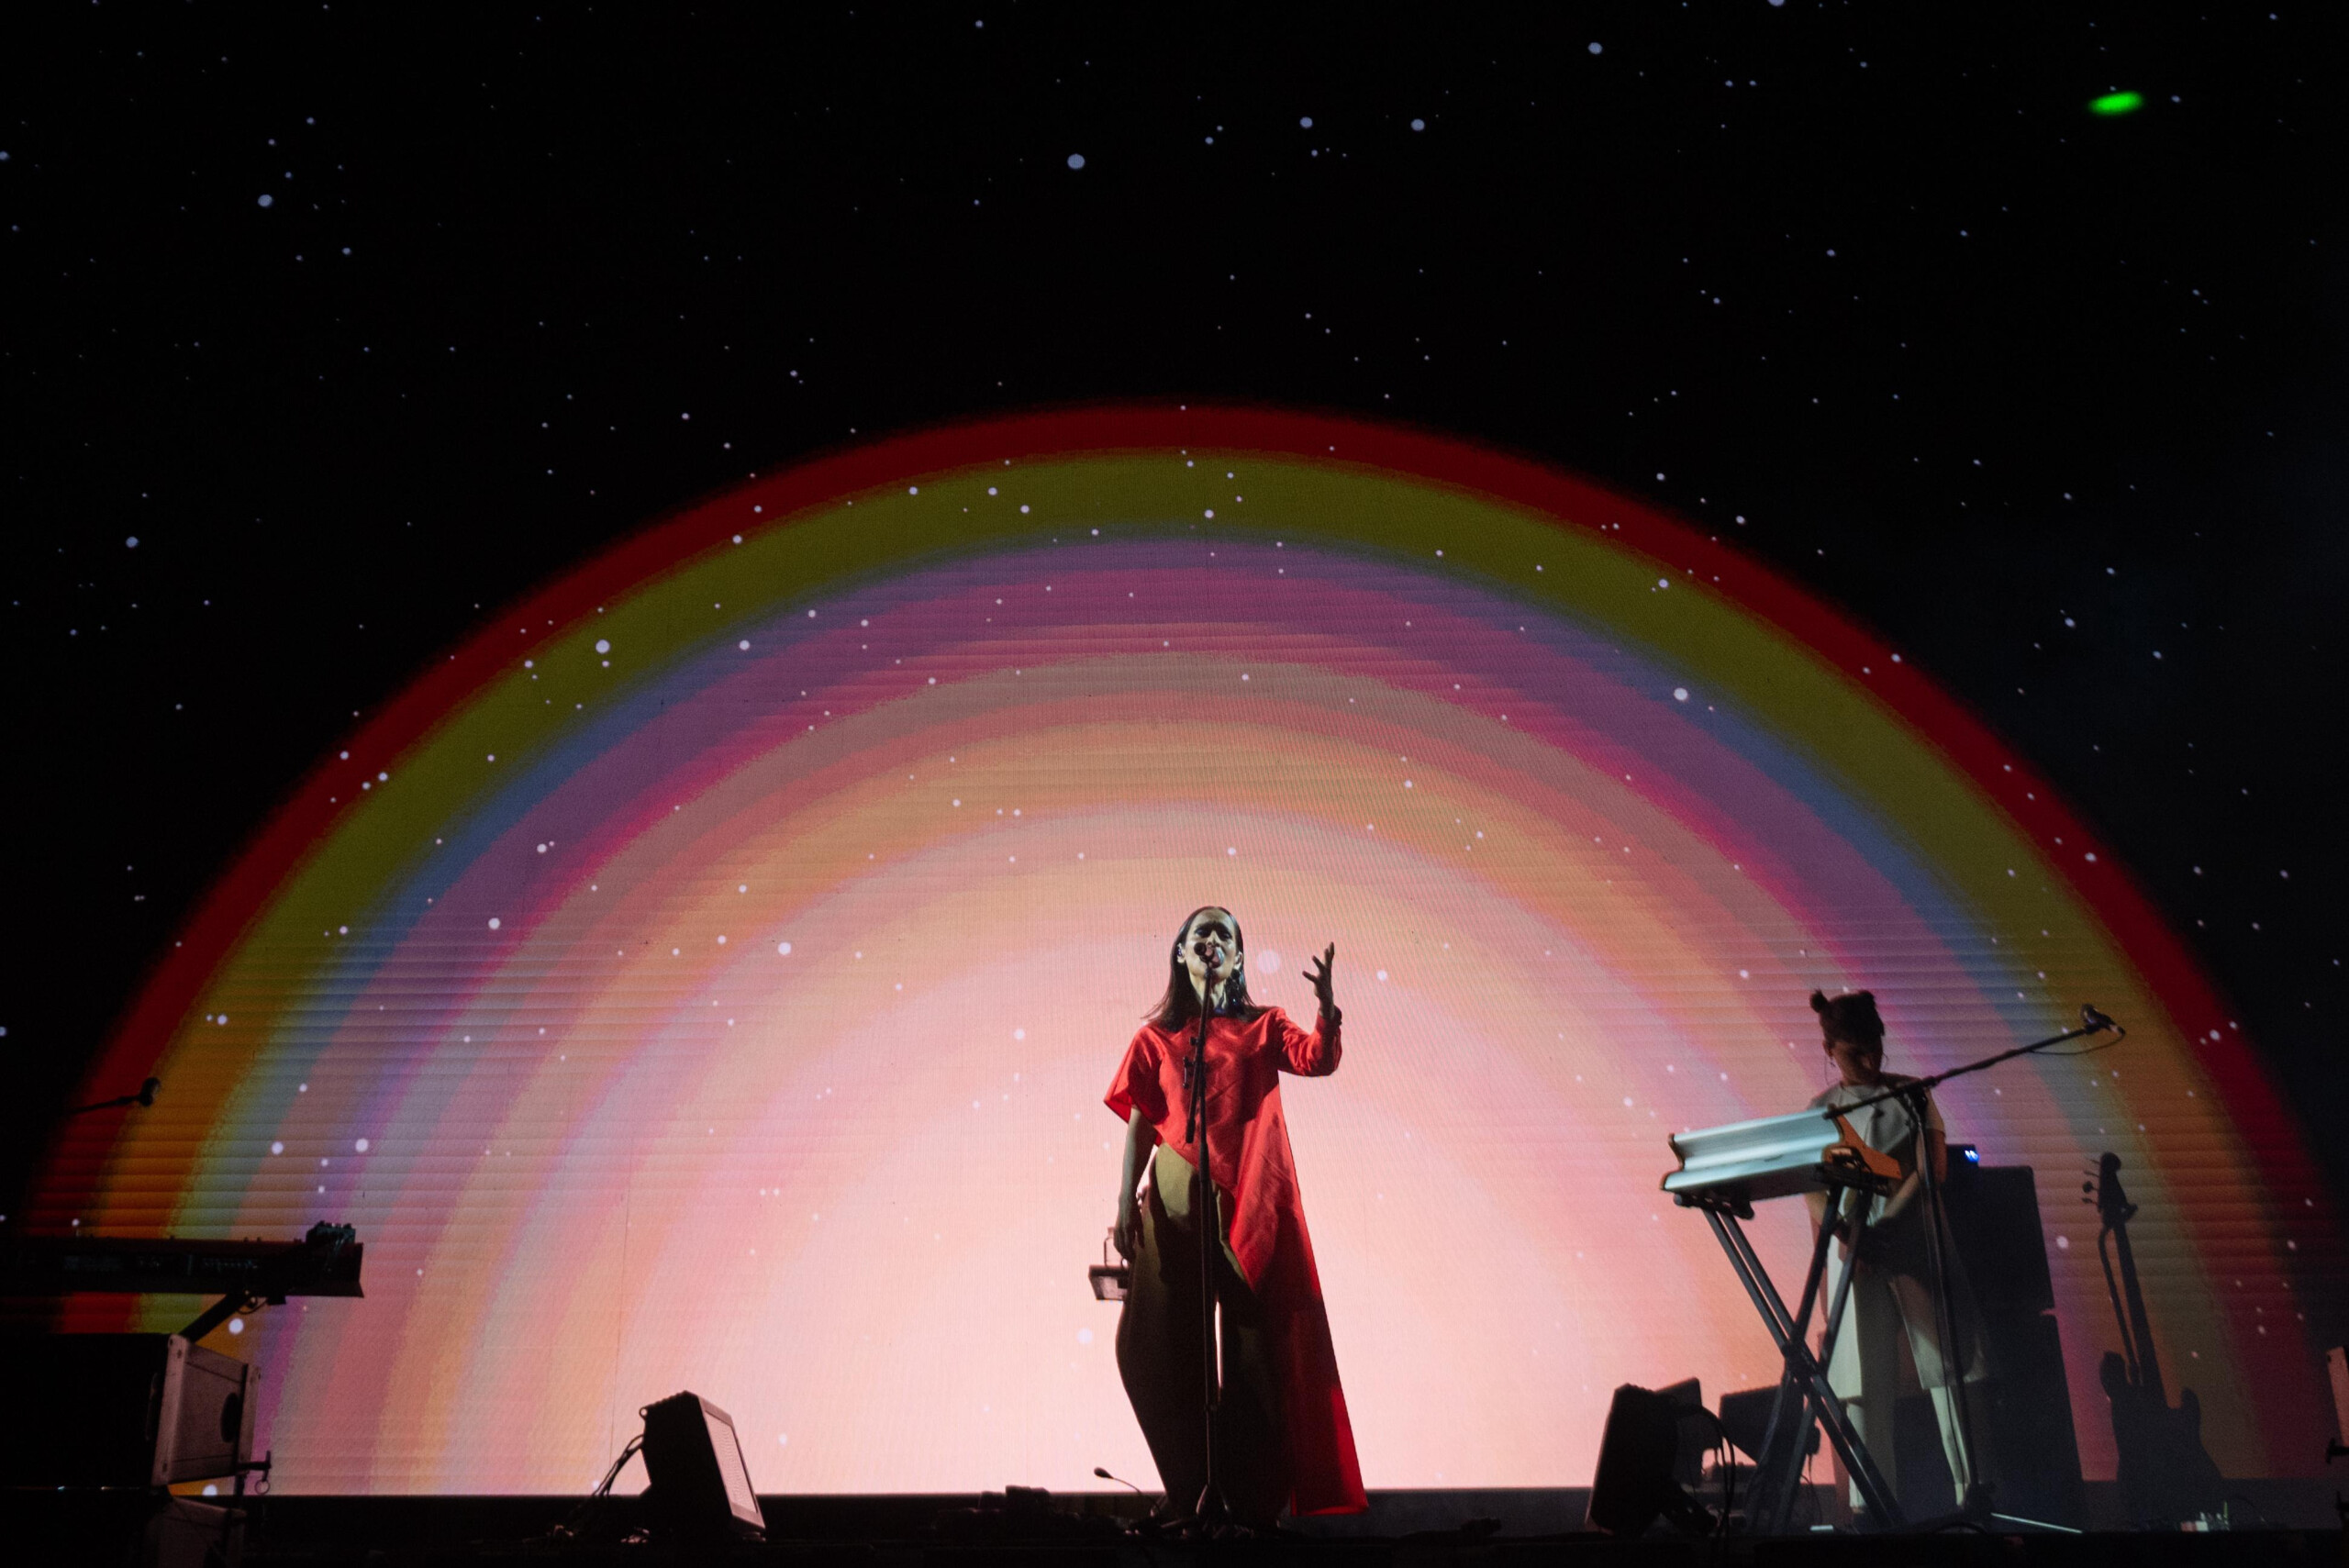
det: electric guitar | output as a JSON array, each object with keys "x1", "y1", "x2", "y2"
[{"x1": 2088, "y1": 1151, "x2": 2223, "y2": 1524}]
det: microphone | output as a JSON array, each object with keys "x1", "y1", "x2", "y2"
[
  {"x1": 69, "y1": 1077, "x2": 165, "y2": 1115},
  {"x1": 1094, "y1": 1465, "x2": 1145, "y2": 1495},
  {"x1": 2079, "y1": 1004, "x2": 2118, "y2": 1034}
]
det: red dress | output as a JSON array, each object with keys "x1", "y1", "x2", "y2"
[{"x1": 1105, "y1": 1006, "x2": 1368, "y2": 1516}]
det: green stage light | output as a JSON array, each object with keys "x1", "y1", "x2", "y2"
[{"x1": 2089, "y1": 91, "x2": 2145, "y2": 116}]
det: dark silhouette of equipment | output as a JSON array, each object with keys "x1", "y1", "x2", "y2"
[
  {"x1": 640, "y1": 1390, "x2": 767, "y2": 1543},
  {"x1": 1586, "y1": 1379, "x2": 1715, "y2": 1535},
  {"x1": 1, "y1": 1332, "x2": 255, "y2": 1487},
  {"x1": 0, "y1": 1337, "x2": 257, "y2": 1568},
  {"x1": 1717, "y1": 1380, "x2": 1817, "y2": 1504},
  {"x1": 0, "y1": 1219, "x2": 364, "y2": 1343},
  {"x1": 0, "y1": 1200, "x2": 332, "y2": 1565},
  {"x1": 1853, "y1": 1154, "x2": 2085, "y2": 1527},
  {"x1": 2088, "y1": 1151, "x2": 2224, "y2": 1526},
  {"x1": 1936, "y1": 1153, "x2": 2087, "y2": 1529}
]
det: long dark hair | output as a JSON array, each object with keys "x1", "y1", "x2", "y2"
[{"x1": 1145, "y1": 905, "x2": 1269, "y2": 1029}]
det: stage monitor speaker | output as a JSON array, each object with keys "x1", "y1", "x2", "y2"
[
  {"x1": 640, "y1": 1390, "x2": 765, "y2": 1542},
  {"x1": 1716, "y1": 1385, "x2": 1818, "y2": 1467},
  {"x1": 1586, "y1": 1379, "x2": 1711, "y2": 1536},
  {"x1": 0, "y1": 1333, "x2": 256, "y2": 1487}
]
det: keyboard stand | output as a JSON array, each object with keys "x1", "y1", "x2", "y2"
[{"x1": 1677, "y1": 1176, "x2": 1901, "y2": 1532}]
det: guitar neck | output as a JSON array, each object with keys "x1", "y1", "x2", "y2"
[{"x1": 2108, "y1": 1220, "x2": 2168, "y2": 1403}]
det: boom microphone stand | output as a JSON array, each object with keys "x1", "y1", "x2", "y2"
[
  {"x1": 70, "y1": 1077, "x2": 161, "y2": 1115},
  {"x1": 0, "y1": 1078, "x2": 160, "y2": 1246},
  {"x1": 1840, "y1": 1003, "x2": 2120, "y2": 1534},
  {"x1": 1181, "y1": 949, "x2": 1231, "y2": 1529}
]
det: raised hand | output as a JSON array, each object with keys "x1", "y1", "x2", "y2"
[{"x1": 1305, "y1": 942, "x2": 1337, "y2": 1016}]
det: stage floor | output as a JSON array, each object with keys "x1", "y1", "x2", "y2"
[{"x1": 24, "y1": 1488, "x2": 2338, "y2": 1566}]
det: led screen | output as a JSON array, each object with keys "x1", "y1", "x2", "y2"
[{"x1": 33, "y1": 408, "x2": 2333, "y2": 1493}]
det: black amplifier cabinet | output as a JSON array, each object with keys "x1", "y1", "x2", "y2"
[
  {"x1": 1931, "y1": 1161, "x2": 2087, "y2": 1529},
  {"x1": 0, "y1": 1332, "x2": 257, "y2": 1486}
]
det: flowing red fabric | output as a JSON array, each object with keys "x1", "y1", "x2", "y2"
[{"x1": 1105, "y1": 1006, "x2": 1368, "y2": 1516}]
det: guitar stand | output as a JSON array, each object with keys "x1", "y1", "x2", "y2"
[{"x1": 1680, "y1": 1177, "x2": 1904, "y2": 1533}]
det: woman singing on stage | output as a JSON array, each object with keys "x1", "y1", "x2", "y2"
[
  {"x1": 1105, "y1": 906, "x2": 1368, "y2": 1526},
  {"x1": 1806, "y1": 989, "x2": 1990, "y2": 1515}
]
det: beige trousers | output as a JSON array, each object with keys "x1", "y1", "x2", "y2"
[{"x1": 1115, "y1": 1148, "x2": 1289, "y2": 1525}]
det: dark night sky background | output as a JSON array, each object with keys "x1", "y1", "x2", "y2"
[{"x1": 5, "y1": 4, "x2": 2344, "y2": 1213}]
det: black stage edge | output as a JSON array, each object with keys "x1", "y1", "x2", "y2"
[{"x1": 22, "y1": 1486, "x2": 2337, "y2": 1565}]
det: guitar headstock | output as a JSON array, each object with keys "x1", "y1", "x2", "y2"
[{"x1": 2082, "y1": 1151, "x2": 2138, "y2": 1228}]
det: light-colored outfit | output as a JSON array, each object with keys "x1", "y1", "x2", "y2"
[{"x1": 1811, "y1": 1074, "x2": 1988, "y2": 1511}]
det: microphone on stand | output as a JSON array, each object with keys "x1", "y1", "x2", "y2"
[
  {"x1": 2079, "y1": 1004, "x2": 2121, "y2": 1036},
  {"x1": 1195, "y1": 941, "x2": 1227, "y2": 999},
  {"x1": 70, "y1": 1077, "x2": 163, "y2": 1115},
  {"x1": 1184, "y1": 942, "x2": 1226, "y2": 1098}
]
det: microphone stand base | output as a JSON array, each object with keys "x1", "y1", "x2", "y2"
[{"x1": 1897, "y1": 1481, "x2": 2078, "y2": 1537}]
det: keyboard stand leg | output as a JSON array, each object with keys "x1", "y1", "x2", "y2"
[
  {"x1": 1762, "y1": 1187, "x2": 1865, "y2": 1530},
  {"x1": 1703, "y1": 1205, "x2": 1902, "y2": 1530},
  {"x1": 1771, "y1": 1195, "x2": 1865, "y2": 1529},
  {"x1": 1752, "y1": 1197, "x2": 1841, "y2": 1529}
]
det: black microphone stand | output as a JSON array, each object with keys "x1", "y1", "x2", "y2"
[
  {"x1": 1181, "y1": 958, "x2": 1231, "y2": 1529},
  {"x1": 1838, "y1": 1005, "x2": 2120, "y2": 1533},
  {"x1": 2, "y1": 1078, "x2": 161, "y2": 1245}
]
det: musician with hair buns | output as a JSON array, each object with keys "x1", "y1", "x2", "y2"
[
  {"x1": 1105, "y1": 906, "x2": 1367, "y2": 1528},
  {"x1": 1805, "y1": 989, "x2": 1991, "y2": 1516}
]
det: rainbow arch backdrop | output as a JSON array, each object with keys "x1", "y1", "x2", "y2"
[{"x1": 32, "y1": 407, "x2": 2336, "y2": 1493}]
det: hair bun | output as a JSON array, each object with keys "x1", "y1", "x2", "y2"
[{"x1": 1812, "y1": 988, "x2": 1885, "y2": 1045}]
